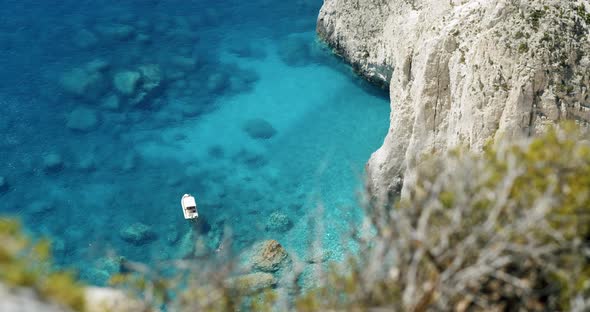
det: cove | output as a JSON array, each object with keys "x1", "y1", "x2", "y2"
[{"x1": 0, "y1": 0, "x2": 389, "y2": 287}]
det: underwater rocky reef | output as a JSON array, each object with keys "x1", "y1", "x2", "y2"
[
  {"x1": 0, "y1": 0, "x2": 389, "y2": 296},
  {"x1": 5, "y1": 0, "x2": 590, "y2": 311}
]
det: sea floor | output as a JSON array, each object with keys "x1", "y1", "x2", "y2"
[{"x1": 0, "y1": 0, "x2": 389, "y2": 288}]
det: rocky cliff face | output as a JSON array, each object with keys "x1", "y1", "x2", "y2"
[{"x1": 318, "y1": 0, "x2": 590, "y2": 202}]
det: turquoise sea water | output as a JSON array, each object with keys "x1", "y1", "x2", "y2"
[{"x1": 0, "y1": 0, "x2": 389, "y2": 287}]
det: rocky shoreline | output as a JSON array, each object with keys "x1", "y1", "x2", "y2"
[
  {"x1": 318, "y1": 0, "x2": 590, "y2": 202},
  {"x1": 316, "y1": 1, "x2": 393, "y2": 89}
]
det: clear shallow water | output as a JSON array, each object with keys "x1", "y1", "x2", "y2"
[{"x1": 0, "y1": 0, "x2": 389, "y2": 286}]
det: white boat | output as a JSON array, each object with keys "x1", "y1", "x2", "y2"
[{"x1": 181, "y1": 194, "x2": 198, "y2": 220}]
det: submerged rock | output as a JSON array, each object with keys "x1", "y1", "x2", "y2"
[
  {"x1": 165, "y1": 175, "x2": 182, "y2": 187},
  {"x1": 83, "y1": 257, "x2": 121, "y2": 285},
  {"x1": 73, "y1": 29, "x2": 99, "y2": 49},
  {"x1": 229, "y1": 68, "x2": 259, "y2": 93},
  {"x1": 84, "y1": 59, "x2": 110, "y2": 73},
  {"x1": 42, "y1": 153, "x2": 64, "y2": 172},
  {"x1": 226, "y1": 272, "x2": 276, "y2": 295},
  {"x1": 242, "y1": 118, "x2": 277, "y2": 139},
  {"x1": 250, "y1": 240, "x2": 289, "y2": 272},
  {"x1": 60, "y1": 67, "x2": 106, "y2": 99},
  {"x1": 121, "y1": 152, "x2": 138, "y2": 171},
  {"x1": 175, "y1": 230, "x2": 196, "y2": 258},
  {"x1": 0, "y1": 176, "x2": 8, "y2": 193},
  {"x1": 101, "y1": 94, "x2": 120, "y2": 111},
  {"x1": 27, "y1": 200, "x2": 55, "y2": 215},
  {"x1": 128, "y1": 64, "x2": 163, "y2": 107},
  {"x1": 169, "y1": 55, "x2": 197, "y2": 70},
  {"x1": 193, "y1": 236, "x2": 213, "y2": 258},
  {"x1": 113, "y1": 71, "x2": 141, "y2": 96},
  {"x1": 173, "y1": 226, "x2": 216, "y2": 259},
  {"x1": 265, "y1": 211, "x2": 292, "y2": 232},
  {"x1": 66, "y1": 108, "x2": 99, "y2": 132},
  {"x1": 136, "y1": 33, "x2": 151, "y2": 44},
  {"x1": 95, "y1": 23, "x2": 135, "y2": 41},
  {"x1": 138, "y1": 64, "x2": 161, "y2": 88},
  {"x1": 166, "y1": 228, "x2": 180, "y2": 245},
  {"x1": 234, "y1": 149, "x2": 268, "y2": 168},
  {"x1": 208, "y1": 145, "x2": 224, "y2": 159},
  {"x1": 52, "y1": 238, "x2": 65, "y2": 256},
  {"x1": 277, "y1": 35, "x2": 311, "y2": 66},
  {"x1": 180, "y1": 103, "x2": 203, "y2": 117},
  {"x1": 207, "y1": 73, "x2": 228, "y2": 93},
  {"x1": 228, "y1": 41, "x2": 267, "y2": 59},
  {"x1": 184, "y1": 165, "x2": 201, "y2": 178},
  {"x1": 165, "y1": 69, "x2": 186, "y2": 81},
  {"x1": 77, "y1": 153, "x2": 97, "y2": 171},
  {"x1": 119, "y1": 223, "x2": 157, "y2": 245}
]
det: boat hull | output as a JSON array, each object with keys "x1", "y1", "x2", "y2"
[{"x1": 181, "y1": 194, "x2": 198, "y2": 220}]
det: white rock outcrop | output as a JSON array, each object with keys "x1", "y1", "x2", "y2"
[
  {"x1": 84, "y1": 287, "x2": 150, "y2": 312},
  {"x1": 0, "y1": 284, "x2": 147, "y2": 312},
  {"x1": 318, "y1": 0, "x2": 590, "y2": 202},
  {"x1": 0, "y1": 283, "x2": 69, "y2": 312}
]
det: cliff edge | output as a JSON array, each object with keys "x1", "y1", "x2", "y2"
[{"x1": 318, "y1": 0, "x2": 590, "y2": 202}]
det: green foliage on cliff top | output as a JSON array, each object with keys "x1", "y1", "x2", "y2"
[{"x1": 0, "y1": 218, "x2": 86, "y2": 311}]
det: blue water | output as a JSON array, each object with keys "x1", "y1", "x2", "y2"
[{"x1": 0, "y1": 0, "x2": 389, "y2": 287}]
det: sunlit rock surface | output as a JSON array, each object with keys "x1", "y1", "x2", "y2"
[{"x1": 319, "y1": 0, "x2": 590, "y2": 202}]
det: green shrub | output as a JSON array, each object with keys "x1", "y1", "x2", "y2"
[
  {"x1": 0, "y1": 219, "x2": 86, "y2": 311},
  {"x1": 529, "y1": 9, "x2": 546, "y2": 30},
  {"x1": 298, "y1": 123, "x2": 590, "y2": 311}
]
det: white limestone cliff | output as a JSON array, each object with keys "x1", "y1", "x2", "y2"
[{"x1": 318, "y1": 0, "x2": 590, "y2": 202}]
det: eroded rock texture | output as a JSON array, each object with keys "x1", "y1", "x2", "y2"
[{"x1": 318, "y1": 0, "x2": 590, "y2": 202}]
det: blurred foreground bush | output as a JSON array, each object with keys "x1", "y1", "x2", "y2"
[
  {"x1": 4, "y1": 124, "x2": 590, "y2": 312},
  {"x1": 298, "y1": 124, "x2": 590, "y2": 311},
  {"x1": 0, "y1": 218, "x2": 86, "y2": 311}
]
